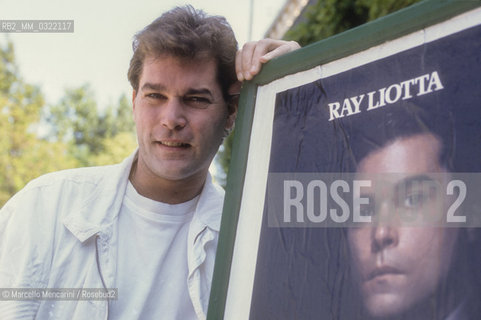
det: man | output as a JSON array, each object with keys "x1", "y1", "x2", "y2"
[
  {"x1": 345, "y1": 105, "x2": 481, "y2": 320},
  {"x1": 0, "y1": 6, "x2": 299, "y2": 319}
]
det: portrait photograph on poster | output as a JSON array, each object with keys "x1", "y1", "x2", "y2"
[{"x1": 208, "y1": 1, "x2": 481, "y2": 319}]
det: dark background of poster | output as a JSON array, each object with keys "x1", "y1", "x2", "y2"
[{"x1": 249, "y1": 24, "x2": 481, "y2": 320}]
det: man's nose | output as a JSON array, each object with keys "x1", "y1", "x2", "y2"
[
  {"x1": 371, "y1": 202, "x2": 399, "y2": 252},
  {"x1": 161, "y1": 98, "x2": 187, "y2": 130}
]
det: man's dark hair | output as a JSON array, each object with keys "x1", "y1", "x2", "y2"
[
  {"x1": 128, "y1": 5, "x2": 238, "y2": 101},
  {"x1": 339, "y1": 100, "x2": 467, "y2": 172}
]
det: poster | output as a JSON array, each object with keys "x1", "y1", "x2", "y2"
[{"x1": 211, "y1": 3, "x2": 481, "y2": 320}]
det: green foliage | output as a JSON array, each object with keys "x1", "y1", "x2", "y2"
[
  {"x1": 218, "y1": 132, "x2": 234, "y2": 178},
  {"x1": 0, "y1": 41, "x2": 137, "y2": 207},
  {"x1": 47, "y1": 86, "x2": 136, "y2": 166},
  {"x1": 0, "y1": 41, "x2": 76, "y2": 205},
  {"x1": 103, "y1": 94, "x2": 135, "y2": 138},
  {"x1": 285, "y1": 0, "x2": 422, "y2": 45},
  {"x1": 285, "y1": 0, "x2": 368, "y2": 46},
  {"x1": 0, "y1": 42, "x2": 18, "y2": 95},
  {"x1": 358, "y1": 0, "x2": 424, "y2": 22},
  {"x1": 49, "y1": 85, "x2": 104, "y2": 161},
  {"x1": 91, "y1": 132, "x2": 138, "y2": 166}
]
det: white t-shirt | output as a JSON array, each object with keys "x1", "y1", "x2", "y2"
[{"x1": 108, "y1": 181, "x2": 198, "y2": 319}]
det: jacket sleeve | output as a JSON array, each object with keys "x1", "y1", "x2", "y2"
[{"x1": 0, "y1": 184, "x2": 56, "y2": 319}]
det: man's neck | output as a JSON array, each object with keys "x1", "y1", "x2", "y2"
[{"x1": 129, "y1": 159, "x2": 206, "y2": 204}]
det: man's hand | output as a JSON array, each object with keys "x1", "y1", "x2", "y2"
[{"x1": 236, "y1": 39, "x2": 300, "y2": 81}]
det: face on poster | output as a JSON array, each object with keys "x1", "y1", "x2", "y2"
[{"x1": 222, "y1": 6, "x2": 481, "y2": 320}]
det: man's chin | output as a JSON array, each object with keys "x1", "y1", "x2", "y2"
[
  {"x1": 152, "y1": 165, "x2": 206, "y2": 182},
  {"x1": 363, "y1": 293, "x2": 410, "y2": 319}
]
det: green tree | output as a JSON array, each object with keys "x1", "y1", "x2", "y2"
[
  {"x1": 103, "y1": 94, "x2": 135, "y2": 138},
  {"x1": 0, "y1": 41, "x2": 75, "y2": 206},
  {"x1": 0, "y1": 41, "x2": 137, "y2": 207},
  {"x1": 217, "y1": 130, "x2": 234, "y2": 178},
  {"x1": 48, "y1": 85, "x2": 102, "y2": 165},
  {"x1": 91, "y1": 131, "x2": 138, "y2": 166},
  {"x1": 285, "y1": 0, "x2": 422, "y2": 45},
  {"x1": 48, "y1": 87, "x2": 136, "y2": 166}
]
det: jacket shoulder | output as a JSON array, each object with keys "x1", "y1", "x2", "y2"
[{"x1": 24, "y1": 163, "x2": 122, "y2": 190}]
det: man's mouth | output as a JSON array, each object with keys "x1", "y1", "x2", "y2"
[
  {"x1": 160, "y1": 141, "x2": 190, "y2": 147},
  {"x1": 154, "y1": 140, "x2": 192, "y2": 148},
  {"x1": 366, "y1": 266, "x2": 403, "y2": 281}
]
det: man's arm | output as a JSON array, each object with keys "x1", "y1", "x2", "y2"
[{"x1": 235, "y1": 39, "x2": 300, "y2": 81}]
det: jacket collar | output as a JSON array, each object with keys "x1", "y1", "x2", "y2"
[
  {"x1": 63, "y1": 151, "x2": 137, "y2": 242},
  {"x1": 192, "y1": 173, "x2": 224, "y2": 233},
  {"x1": 63, "y1": 151, "x2": 225, "y2": 242}
]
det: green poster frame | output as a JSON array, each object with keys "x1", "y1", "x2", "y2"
[{"x1": 207, "y1": 0, "x2": 481, "y2": 319}]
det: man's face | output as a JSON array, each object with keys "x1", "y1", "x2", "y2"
[
  {"x1": 132, "y1": 54, "x2": 235, "y2": 186},
  {"x1": 348, "y1": 134, "x2": 458, "y2": 318}
]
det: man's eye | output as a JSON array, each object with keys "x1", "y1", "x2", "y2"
[
  {"x1": 396, "y1": 179, "x2": 438, "y2": 210},
  {"x1": 146, "y1": 93, "x2": 164, "y2": 100},
  {"x1": 184, "y1": 96, "x2": 211, "y2": 108},
  {"x1": 359, "y1": 203, "x2": 375, "y2": 217},
  {"x1": 402, "y1": 192, "x2": 429, "y2": 208}
]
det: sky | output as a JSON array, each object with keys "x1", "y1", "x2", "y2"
[{"x1": 0, "y1": 0, "x2": 287, "y2": 110}]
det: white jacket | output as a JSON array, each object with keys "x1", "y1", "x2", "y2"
[{"x1": 0, "y1": 152, "x2": 224, "y2": 319}]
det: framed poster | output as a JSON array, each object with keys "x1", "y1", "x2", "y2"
[{"x1": 208, "y1": 1, "x2": 481, "y2": 319}]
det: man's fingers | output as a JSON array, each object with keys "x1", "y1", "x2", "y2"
[
  {"x1": 242, "y1": 41, "x2": 258, "y2": 81},
  {"x1": 236, "y1": 39, "x2": 301, "y2": 82},
  {"x1": 249, "y1": 39, "x2": 283, "y2": 76},
  {"x1": 260, "y1": 41, "x2": 300, "y2": 63},
  {"x1": 236, "y1": 41, "x2": 256, "y2": 81},
  {"x1": 235, "y1": 49, "x2": 244, "y2": 81}
]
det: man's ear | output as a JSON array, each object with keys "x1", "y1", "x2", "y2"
[
  {"x1": 228, "y1": 81, "x2": 242, "y2": 97},
  {"x1": 225, "y1": 102, "x2": 238, "y2": 133},
  {"x1": 225, "y1": 81, "x2": 241, "y2": 131},
  {"x1": 132, "y1": 90, "x2": 137, "y2": 121}
]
